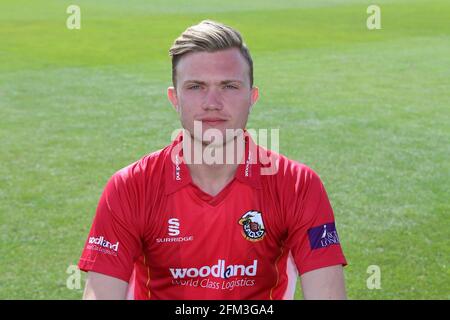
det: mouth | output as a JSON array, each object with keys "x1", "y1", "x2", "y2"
[{"x1": 199, "y1": 118, "x2": 227, "y2": 126}]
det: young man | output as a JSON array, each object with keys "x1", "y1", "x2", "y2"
[{"x1": 79, "y1": 20, "x2": 347, "y2": 300}]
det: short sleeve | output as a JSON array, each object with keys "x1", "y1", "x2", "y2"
[
  {"x1": 78, "y1": 170, "x2": 142, "y2": 282},
  {"x1": 285, "y1": 167, "x2": 347, "y2": 275}
]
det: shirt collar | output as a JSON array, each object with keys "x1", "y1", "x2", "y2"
[{"x1": 164, "y1": 130, "x2": 262, "y2": 195}]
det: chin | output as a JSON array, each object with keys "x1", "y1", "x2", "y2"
[{"x1": 183, "y1": 125, "x2": 245, "y2": 146}]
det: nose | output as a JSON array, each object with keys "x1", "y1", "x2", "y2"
[{"x1": 202, "y1": 88, "x2": 223, "y2": 111}]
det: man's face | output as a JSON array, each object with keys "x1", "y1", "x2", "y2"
[{"x1": 168, "y1": 48, "x2": 259, "y2": 145}]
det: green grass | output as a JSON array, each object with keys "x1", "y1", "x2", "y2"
[{"x1": 1, "y1": 0, "x2": 449, "y2": 299}]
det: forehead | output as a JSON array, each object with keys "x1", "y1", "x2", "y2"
[{"x1": 176, "y1": 48, "x2": 250, "y2": 84}]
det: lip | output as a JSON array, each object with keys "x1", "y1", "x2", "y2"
[
  {"x1": 200, "y1": 118, "x2": 227, "y2": 121},
  {"x1": 199, "y1": 118, "x2": 227, "y2": 125}
]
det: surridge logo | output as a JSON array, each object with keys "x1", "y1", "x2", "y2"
[
  {"x1": 156, "y1": 218, "x2": 194, "y2": 243},
  {"x1": 169, "y1": 259, "x2": 258, "y2": 279},
  {"x1": 168, "y1": 218, "x2": 180, "y2": 236},
  {"x1": 238, "y1": 210, "x2": 265, "y2": 241},
  {"x1": 88, "y1": 236, "x2": 119, "y2": 252}
]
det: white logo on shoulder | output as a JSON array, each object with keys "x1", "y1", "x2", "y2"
[
  {"x1": 321, "y1": 225, "x2": 327, "y2": 239},
  {"x1": 87, "y1": 236, "x2": 119, "y2": 255}
]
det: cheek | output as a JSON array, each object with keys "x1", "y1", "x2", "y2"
[
  {"x1": 226, "y1": 89, "x2": 251, "y2": 103},
  {"x1": 225, "y1": 93, "x2": 252, "y2": 114},
  {"x1": 178, "y1": 92, "x2": 202, "y2": 112},
  {"x1": 180, "y1": 90, "x2": 198, "y2": 101},
  {"x1": 179, "y1": 108, "x2": 194, "y2": 125}
]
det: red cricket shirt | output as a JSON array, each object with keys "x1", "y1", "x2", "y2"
[{"x1": 78, "y1": 133, "x2": 347, "y2": 299}]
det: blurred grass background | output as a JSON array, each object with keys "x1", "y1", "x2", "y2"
[{"x1": 0, "y1": 0, "x2": 449, "y2": 299}]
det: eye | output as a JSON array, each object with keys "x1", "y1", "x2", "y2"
[
  {"x1": 224, "y1": 84, "x2": 238, "y2": 89},
  {"x1": 187, "y1": 84, "x2": 201, "y2": 90}
]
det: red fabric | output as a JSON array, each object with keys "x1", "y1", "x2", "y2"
[{"x1": 78, "y1": 133, "x2": 347, "y2": 299}]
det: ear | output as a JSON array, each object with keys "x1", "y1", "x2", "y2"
[
  {"x1": 249, "y1": 86, "x2": 259, "y2": 111},
  {"x1": 167, "y1": 86, "x2": 179, "y2": 112}
]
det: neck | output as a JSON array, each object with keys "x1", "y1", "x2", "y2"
[{"x1": 183, "y1": 133, "x2": 245, "y2": 196}]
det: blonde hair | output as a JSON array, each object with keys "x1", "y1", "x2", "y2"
[{"x1": 169, "y1": 20, "x2": 253, "y2": 87}]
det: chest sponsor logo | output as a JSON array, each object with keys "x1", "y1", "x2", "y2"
[
  {"x1": 307, "y1": 222, "x2": 341, "y2": 250},
  {"x1": 238, "y1": 210, "x2": 265, "y2": 242},
  {"x1": 170, "y1": 259, "x2": 257, "y2": 279},
  {"x1": 169, "y1": 259, "x2": 258, "y2": 291}
]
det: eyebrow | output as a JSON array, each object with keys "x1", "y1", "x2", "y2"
[{"x1": 182, "y1": 80, "x2": 244, "y2": 86}]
